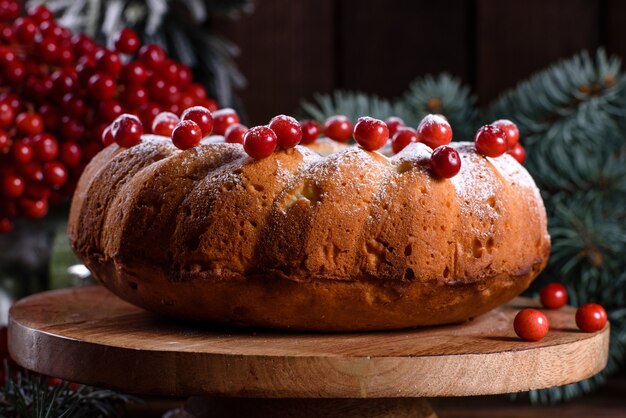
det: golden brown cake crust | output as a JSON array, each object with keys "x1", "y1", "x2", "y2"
[{"x1": 68, "y1": 137, "x2": 550, "y2": 331}]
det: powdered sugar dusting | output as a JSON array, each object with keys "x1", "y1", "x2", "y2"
[
  {"x1": 200, "y1": 135, "x2": 225, "y2": 145},
  {"x1": 450, "y1": 142, "x2": 498, "y2": 226},
  {"x1": 487, "y1": 153, "x2": 542, "y2": 199},
  {"x1": 418, "y1": 114, "x2": 448, "y2": 128},
  {"x1": 390, "y1": 141, "x2": 432, "y2": 163}
]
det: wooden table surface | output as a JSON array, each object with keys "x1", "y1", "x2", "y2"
[{"x1": 8, "y1": 285, "x2": 609, "y2": 399}]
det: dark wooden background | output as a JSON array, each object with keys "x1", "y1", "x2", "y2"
[{"x1": 215, "y1": 0, "x2": 626, "y2": 124}]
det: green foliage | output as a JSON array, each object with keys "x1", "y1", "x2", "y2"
[
  {"x1": 489, "y1": 49, "x2": 626, "y2": 404},
  {"x1": 299, "y1": 73, "x2": 478, "y2": 139},
  {"x1": 0, "y1": 364, "x2": 135, "y2": 418},
  {"x1": 299, "y1": 91, "x2": 406, "y2": 126},
  {"x1": 402, "y1": 74, "x2": 478, "y2": 139},
  {"x1": 300, "y1": 49, "x2": 626, "y2": 404}
]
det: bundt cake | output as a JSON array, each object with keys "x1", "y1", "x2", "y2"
[{"x1": 68, "y1": 129, "x2": 550, "y2": 331}]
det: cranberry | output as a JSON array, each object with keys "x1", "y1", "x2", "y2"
[
  {"x1": 101, "y1": 125, "x2": 115, "y2": 147},
  {"x1": 269, "y1": 115, "x2": 302, "y2": 149},
  {"x1": 576, "y1": 304, "x2": 608, "y2": 333},
  {"x1": 98, "y1": 100, "x2": 123, "y2": 122},
  {"x1": 139, "y1": 102, "x2": 162, "y2": 128},
  {"x1": 121, "y1": 62, "x2": 148, "y2": 84},
  {"x1": 430, "y1": 145, "x2": 461, "y2": 178},
  {"x1": 492, "y1": 119, "x2": 520, "y2": 148},
  {"x1": 88, "y1": 73, "x2": 117, "y2": 101},
  {"x1": 24, "y1": 183, "x2": 51, "y2": 200},
  {"x1": 177, "y1": 65, "x2": 192, "y2": 86},
  {"x1": 71, "y1": 34, "x2": 97, "y2": 57},
  {"x1": 186, "y1": 83, "x2": 207, "y2": 99},
  {"x1": 514, "y1": 308, "x2": 549, "y2": 342},
  {"x1": 4, "y1": 60, "x2": 25, "y2": 83},
  {"x1": 2, "y1": 173, "x2": 25, "y2": 197},
  {"x1": 384, "y1": 117, "x2": 405, "y2": 138},
  {"x1": 323, "y1": 115, "x2": 352, "y2": 142},
  {"x1": 33, "y1": 134, "x2": 59, "y2": 161},
  {"x1": 111, "y1": 114, "x2": 143, "y2": 148},
  {"x1": 28, "y1": 5, "x2": 53, "y2": 23},
  {"x1": 0, "y1": 101, "x2": 15, "y2": 128},
  {"x1": 61, "y1": 93, "x2": 87, "y2": 119},
  {"x1": 539, "y1": 283, "x2": 568, "y2": 309},
  {"x1": 19, "y1": 162, "x2": 43, "y2": 182},
  {"x1": 14, "y1": 17, "x2": 38, "y2": 44},
  {"x1": 172, "y1": 120, "x2": 202, "y2": 150},
  {"x1": 15, "y1": 112, "x2": 44, "y2": 135},
  {"x1": 95, "y1": 49, "x2": 122, "y2": 77},
  {"x1": 59, "y1": 117, "x2": 85, "y2": 142},
  {"x1": 417, "y1": 114, "x2": 453, "y2": 149},
  {"x1": 212, "y1": 108, "x2": 240, "y2": 135},
  {"x1": 0, "y1": 0, "x2": 19, "y2": 21},
  {"x1": 59, "y1": 142, "x2": 82, "y2": 167},
  {"x1": 181, "y1": 106, "x2": 214, "y2": 136},
  {"x1": 19, "y1": 197, "x2": 48, "y2": 219},
  {"x1": 353, "y1": 117, "x2": 388, "y2": 151},
  {"x1": 198, "y1": 98, "x2": 218, "y2": 112},
  {"x1": 151, "y1": 112, "x2": 180, "y2": 137},
  {"x1": 159, "y1": 60, "x2": 179, "y2": 82},
  {"x1": 138, "y1": 44, "x2": 166, "y2": 68},
  {"x1": 146, "y1": 75, "x2": 168, "y2": 102},
  {"x1": 224, "y1": 123, "x2": 248, "y2": 144},
  {"x1": 391, "y1": 127, "x2": 419, "y2": 154},
  {"x1": 11, "y1": 141, "x2": 33, "y2": 164},
  {"x1": 121, "y1": 84, "x2": 148, "y2": 108},
  {"x1": 38, "y1": 104, "x2": 60, "y2": 131},
  {"x1": 507, "y1": 143, "x2": 526, "y2": 164},
  {"x1": 50, "y1": 68, "x2": 78, "y2": 96},
  {"x1": 243, "y1": 126, "x2": 277, "y2": 159},
  {"x1": 300, "y1": 120, "x2": 320, "y2": 145},
  {"x1": 474, "y1": 125, "x2": 508, "y2": 157},
  {"x1": 43, "y1": 161, "x2": 68, "y2": 188},
  {"x1": 35, "y1": 37, "x2": 59, "y2": 64},
  {"x1": 114, "y1": 28, "x2": 140, "y2": 54}
]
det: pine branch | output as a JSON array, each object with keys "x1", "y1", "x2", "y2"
[
  {"x1": 298, "y1": 73, "x2": 478, "y2": 140},
  {"x1": 298, "y1": 91, "x2": 408, "y2": 125},
  {"x1": 0, "y1": 363, "x2": 136, "y2": 418},
  {"x1": 489, "y1": 49, "x2": 626, "y2": 403},
  {"x1": 400, "y1": 73, "x2": 478, "y2": 139}
]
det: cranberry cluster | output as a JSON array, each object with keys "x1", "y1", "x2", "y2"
[
  {"x1": 513, "y1": 283, "x2": 608, "y2": 342},
  {"x1": 317, "y1": 114, "x2": 460, "y2": 179},
  {"x1": 105, "y1": 107, "x2": 241, "y2": 150},
  {"x1": 474, "y1": 119, "x2": 525, "y2": 163},
  {"x1": 0, "y1": 1, "x2": 217, "y2": 233}
]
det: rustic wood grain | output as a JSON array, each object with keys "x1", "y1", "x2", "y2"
[
  {"x1": 337, "y1": 0, "x2": 471, "y2": 97},
  {"x1": 606, "y1": 0, "x2": 626, "y2": 59},
  {"x1": 9, "y1": 286, "x2": 609, "y2": 398},
  {"x1": 474, "y1": 0, "x2": 600, "y2": 103},
  {"x1": 213, "y1": 0, "x2": 335, "y2": 124}
]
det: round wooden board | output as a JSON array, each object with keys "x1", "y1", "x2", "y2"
[{"x1": 9, "y1": 286, "x2": 608, "y2": 398}]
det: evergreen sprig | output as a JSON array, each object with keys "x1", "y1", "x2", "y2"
[
  {"x1": 0, "y1": 364, "x2": 135, "y2": 418},
  {"x1": 488, "y1": 49, "x2": 626, "y2": 403},
  {"x1": 401, "y1": 73, "x2": 478, "y2": 139},
  {"x1": 298, "y1": 73, "x2": 478, "y2": 138}
]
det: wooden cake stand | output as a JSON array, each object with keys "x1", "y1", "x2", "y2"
[{"x1": 8, "y1": 286, "x2": 609, "y2": 418}]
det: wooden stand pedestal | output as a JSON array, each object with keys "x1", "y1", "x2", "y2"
[{"x1": 8, "y1": 286, "x2": 609, "y2": 418}]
